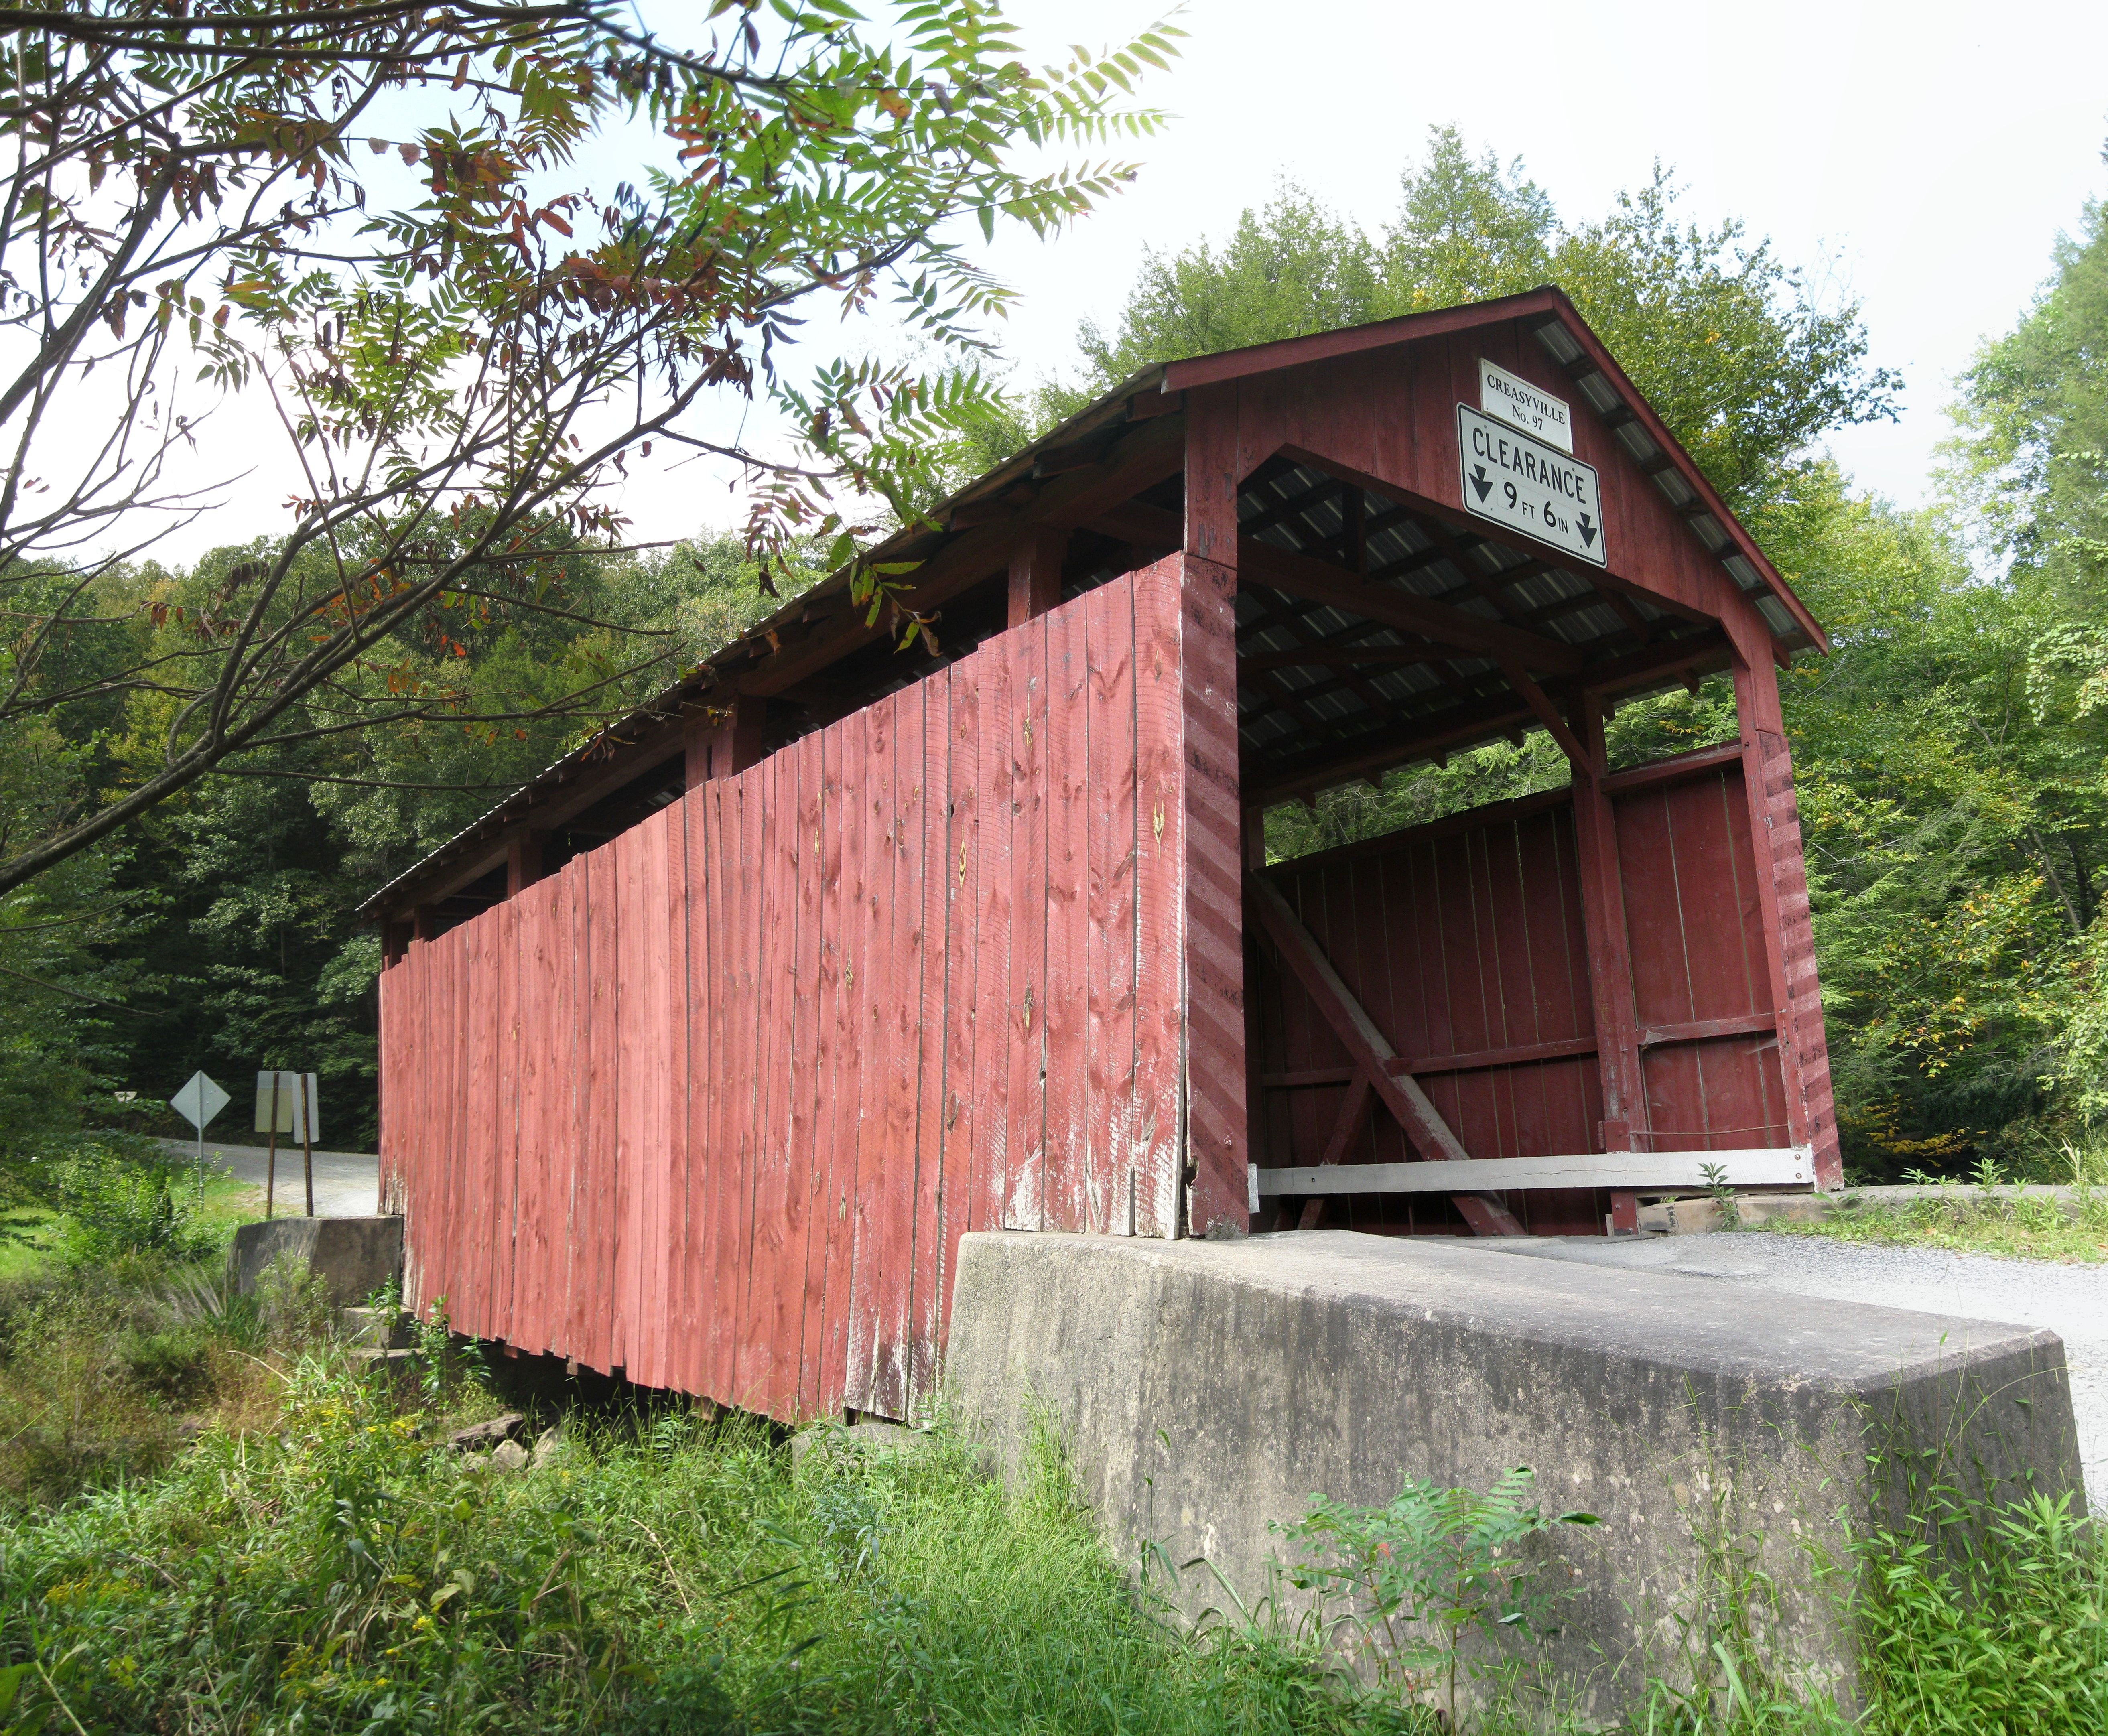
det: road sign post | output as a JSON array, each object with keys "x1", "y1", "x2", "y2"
[
  {"x1": 168, "y1": 1071, "x2": 231, "y2": 1198},
  {"x1": 254, "y1": 1070, "x2": 320, "y2": 1218}
]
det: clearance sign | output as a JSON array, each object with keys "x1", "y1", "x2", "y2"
[{"x1": 1455, "y1": 404, "x2": 1607, "y2": 569}]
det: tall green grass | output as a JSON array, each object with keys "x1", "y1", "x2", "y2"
[{"x1": 0, "y1": 1364, "x2": 1407, "y2": 1734}]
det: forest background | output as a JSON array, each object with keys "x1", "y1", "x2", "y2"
[{"x1": 8, "y1": 127, "x2": 2108, "y2": 1180}]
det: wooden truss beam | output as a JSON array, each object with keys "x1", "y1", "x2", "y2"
[
  {"x1": 1243, "y1": 872, "x2": 1524, "y2": 1235},
  {"x1": 1496, "y1": 654, "x2": 1590, "y2": 769},
  {"x1": 1093, "y1": 500, "x2": 1584, "y2": 674}
]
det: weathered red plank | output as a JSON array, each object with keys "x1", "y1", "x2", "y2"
[
  {"x1": 788, "y1": 727, "x2": 828, "y2": 1417},
  {"x1": 1085, "y1": 576, "x2": 1139, "y2": 1233},
  {"x1": 491, "y1": 897, "x2": 521, "y2": 1345},
  {"x1": 729, "y1": 755, "x2": 770, "y2": 1409},
  {"x1": 660, "y1": 804, "x2": 690, "y2": 1390},
  {"x1": 818, "y1": 710, "x2": 865, "y2": 1413},
  {"x1": 872, "y1": 681, "x2": 926, "y2": 1417},
  {"x1": 907, "y1": 667, "x2": 952, "y2": 1410},
  {"x1": 519, "y1": 874, "x2": 562, "y2": 1354},
  {"x1": 742, "y1": 747, "x2": 793, "y2": 1412},
  {"x1": 671, "y1": 790, "x2": 699, "y2": 1394},
  {"x1": 1756, "y1": 725, "x2": 1842, "y2": 1184},
  {"x1": 558, "y1": 865, "x2": 586, "y2": 1351},
  {"x1": 1181, "y1": 554, "x2": 1250, "y2": 1236},
  {"x1": 1005, "y1": 617, "x2": 1049, "y2": 1230},
  {"x1": 970, "y1": 637, "x2": 1016, "y2": 1237},
  {"x1": 934, "y1": 651, "x2": 982, "y2": 1357},
  {"x1": 610, "y1": 824, "x2": 645, "y2": 1375},
  {"x1": 844, "y1": 695, "x2": 894, "y2": 1411},
  {"x1": 799, "y1": 725, "x2": 845, "y2": 1412},
  {"x1": 697, "y1": 774, "x2": 735, "y2": 1404},
  {"x1": 1044, "y1": 596, "x2": 1091, "y2": 1230},
  {"x1": 583, "y1": 843, "x2": 621, "y2": 1372}
]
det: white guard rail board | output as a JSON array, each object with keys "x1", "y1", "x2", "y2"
[{"x1": 1251, "y1": 1145, "x2": 1813, "y2": 1200}]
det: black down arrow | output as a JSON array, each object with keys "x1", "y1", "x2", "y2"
[
  {"x1": 1577, "y1": 512, "x2": 1597, "y2": 548},
  {"x1": 1469, "y1": 464, "x2": 1493, "y2": 502}
]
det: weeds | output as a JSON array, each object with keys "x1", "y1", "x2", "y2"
[
  {"x1": 1273, "y1": 1468, "x2": 1598, "y2": 1726},
  {"x1": 1768, "y1": 1169, "x2": 2108, "y2": 1263}
]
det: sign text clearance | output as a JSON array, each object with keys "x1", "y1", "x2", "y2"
[
  {"x1": 1478, "y1": 358, "x2": 1573, "y2": 452},
  {"x1": 1455, "y1": 405, "x2": 1607, "y2": 569}
]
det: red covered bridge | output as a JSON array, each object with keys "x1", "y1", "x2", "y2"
[{"x1": 364, "y1": 287, "x2": 1840, "y2": 1423}]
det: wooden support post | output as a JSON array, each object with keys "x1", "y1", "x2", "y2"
[
  {"x1": 505, "y1": 829, "x2": 546, "y2": 897},
  {"x1": 1240, "y1": 801, "x2": 1270, "y2": 1224},
  {"x1": 1566, "y1": 701, "x2": 1649, "y2": 1154},
  {"x1": 1244, "y1": 873, "x2": 1523, "y2": 1236},
  {"x1": 1178, "y1": 554, "x2": 1250, "y2": 1237},
  {"x1": 412, "y1": 904, "x2": 438, "y2": 943},
  {"x1": 1241, "y1": 804, "x2": 1268, "y2": 871},
  {"x1": 1608, "y1": 1191, "x2": 1640, "y2": 1236},
  {"x1": 684, "y1": 709, "x2": 717, "y2": 792},
  {"x1": 1007, "y1": 526, "x2": 1066, "y2": 627},
  {"x1": 382, "y1": 919, "x2": 408, "y2": 968},
  {"x1": 1728, "y1": 617, "x2": 1844, "y2": 1188},
  {"x1": 686, "y1": 698, "x2": 770, "y2": 790}
]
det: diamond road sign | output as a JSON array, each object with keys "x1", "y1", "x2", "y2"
[
  {"x1": 170, "y1": 1070, "x2": 230, "y2": 1132},
  {"x1": 1456, "y1": 404, "x2": 1607, "y2": 569}
]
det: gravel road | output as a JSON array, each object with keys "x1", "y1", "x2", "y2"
[
  {"x1": 162, "y1": 1138, "x2": 380, "y2": 1219},
  {"x1": 1500, "y1": 1229, "x2": 2108, "y2": 1502}
]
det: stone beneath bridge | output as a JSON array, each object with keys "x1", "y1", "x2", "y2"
[{"x1": 944, "y1": 1230, "x2": 2083, "y2": 1718}]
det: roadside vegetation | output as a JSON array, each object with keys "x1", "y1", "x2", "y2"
[
  {"x1": 0, "y1": 1164, "x2": 2102, "y2": 1736},
  {"x1": 1765, "y1": 1184, "x2": 2108, "y2": 1265},
  {"x1": 1754, "y1": 1141, "x2": 2108, "y2": 1263}
]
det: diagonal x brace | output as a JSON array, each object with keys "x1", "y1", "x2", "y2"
[{"x1": 1244, "y1": 873, "x2": 1523, "y2": 1236}]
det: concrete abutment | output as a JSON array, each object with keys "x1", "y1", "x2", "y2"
[{"x1": 943, "y1": 1229, "x2": 2084, "y2": 1718}]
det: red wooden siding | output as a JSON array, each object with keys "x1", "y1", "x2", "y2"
[
  {"x1": 1188, "y1": 318, "x2": 1738, "y2": 631},
  {"x1": 1613, "y1": 763, "x2": 1791, "y2": 1156},
  {"x1": 1249, "y1": 757, "x2": 1802, "y2": 1234},
  {"x1": 378, "y1": 558, "x2": 1204, "y2": 1421},
  {"x1": 1250, "y1": 792, "x2": 1603, "y2": 1234}
]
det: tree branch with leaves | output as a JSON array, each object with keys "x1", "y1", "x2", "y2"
[{"x1": 0, "y1": 0, "x2": 1180, "y2": 895}]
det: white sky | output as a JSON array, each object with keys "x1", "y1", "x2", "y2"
[{"x1": 97, "y1": 0, "x2": 2108, "y2": 565}]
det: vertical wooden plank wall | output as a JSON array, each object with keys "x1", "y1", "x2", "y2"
[
  {"x1": 376, "y1": 557, "x2": 1204, "y2": 1422},
  {"x1": 1252, "y1": 792, "x2": 1602, "y2": 1235},
  {"x1": 1251, "y1": 760, "x2": 1809, "y2": 1233}
]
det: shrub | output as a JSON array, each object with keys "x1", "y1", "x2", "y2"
[{"x1": 39, "y1": 1134, "x2": 215, "y2": 1266}]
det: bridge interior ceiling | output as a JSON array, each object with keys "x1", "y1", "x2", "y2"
[{"x1": 1225, "y1": 457, "x2": 1724, "y2": 796}]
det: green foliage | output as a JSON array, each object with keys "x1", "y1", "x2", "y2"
[
  {"x1": 0, "y1": 1375, "x2": 1395, "y2": 1735},
  {"x1": 1855, "y1": 1491, "x2": 2108, "y2": 1733},
  {"x1": 45, "y1": 1139, "x2": 215, "y2": 1267},
  {"x1": 0, "y1": 1259, "x2": 268, "y2": 1509},
  {"x1": 1274, "y1": 1468, "x2": 1596, "y2": 1726},
  {"x1": 254, "y1": 1254, "x2": 339, "y2": 1348},
  {"x1": 1052, "y1": 128, "x2": 1895, "y2": 520},
  {"x1": 1765, "y1": 1155, "x2": 2108, "y2": 1262}
]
